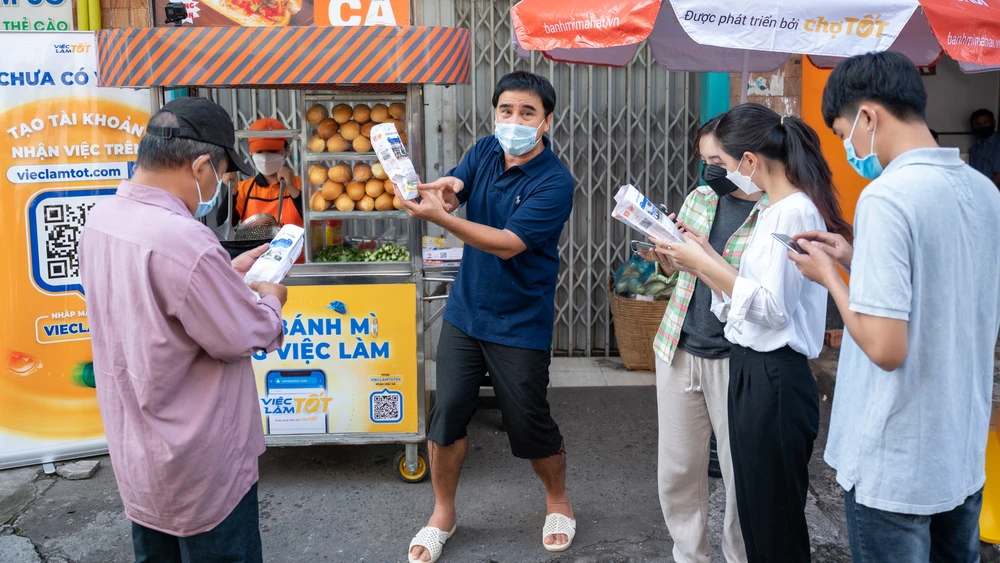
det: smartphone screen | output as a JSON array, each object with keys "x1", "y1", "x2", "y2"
[
  {"x1": 263, "y1": 370, "x2": 329, "y2": 435},
  {"x1": 630, "y1": 240, "x2": 655, "y2": 253},
  {"x1": 771, "y1": 233, "x2": 804, "y2": 254}
]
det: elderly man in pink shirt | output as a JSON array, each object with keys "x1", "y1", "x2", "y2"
[{"x1": 79, "y1": 97, "x2": 287, "y2": 563}]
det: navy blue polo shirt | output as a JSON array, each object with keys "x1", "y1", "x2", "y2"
[{"x1": 442, "y1": 135, "x2": 574, "y2": 351}]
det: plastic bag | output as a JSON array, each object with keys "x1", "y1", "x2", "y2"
[
  {"x1": 612, "y1": 255, "x2": 676, "y2": 301},
  {"x1": 613, "y1": 256, "x2": 656, "y2": 294}
]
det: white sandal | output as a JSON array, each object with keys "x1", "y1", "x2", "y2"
[
  {"x1": 408, "y1": 524, "x2": 456, "y2": 563},
  {"x1": 542, "y1": 513, "x2": 576, "y2": 552}
]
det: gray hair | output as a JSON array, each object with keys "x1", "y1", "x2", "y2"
[{"x1": 136, "y1": 111, "x2": 229, "y2": 172}]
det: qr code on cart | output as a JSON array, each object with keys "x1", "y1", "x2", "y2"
[
  {"x1": 370, "y1": 389, "x2": 403, "y2": 423},
  {"x1": 28, "y1": 190, "x2": 114, "y2": 293}
]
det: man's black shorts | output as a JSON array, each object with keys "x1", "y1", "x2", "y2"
[{"x1": 429, "y1": 320, "x2": 563, "y2": 459}]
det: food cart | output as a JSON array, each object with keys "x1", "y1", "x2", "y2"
[{"x1": 94, "y1": 21, "x2": 471, "y2": 482}]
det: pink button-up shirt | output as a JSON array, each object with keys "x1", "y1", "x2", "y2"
[{"x1": 79, "y1": 181, "x2": 284, "y2": 537}]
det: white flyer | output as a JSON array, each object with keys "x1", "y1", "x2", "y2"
[
  {"x1": 611, "y1": 185, "x2": 683, "y2": 243},
  {"x1": 244, "y1": 225, "x2": 304, "y2": 295},
  {"x1": 370, "y1": 122, "x2": 420, "y2": 201}
]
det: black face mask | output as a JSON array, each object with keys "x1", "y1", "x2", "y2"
[
  {"x1": 974, "y1": 125, "x2": 995, "y2": 141},
  {"x1": 702, "y1": 164, "x2": 738, "y2": 197}
]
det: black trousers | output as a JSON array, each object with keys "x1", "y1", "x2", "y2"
[
  {"x1": 131, "y1": 482, "x2": 262, "y2": 563},
  {"x1": 728, "y1": 345, "x2": 819, "y2": 563},
  {"x1": 429, "y1": 320, "x2": 563, "y2": 459}
]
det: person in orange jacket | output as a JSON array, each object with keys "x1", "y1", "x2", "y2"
[{"x1": 220, "y1": 117, "x2": 304, "y2": 230}]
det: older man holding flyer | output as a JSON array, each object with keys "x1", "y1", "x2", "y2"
[{"x1": 80, "y1": 97, "x2": 287, "y2": 563}]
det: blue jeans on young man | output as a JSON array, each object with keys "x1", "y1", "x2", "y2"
[
  {"x1": 131, "y1": 482, "x2": 263, "y2": 563},
  {"x1": 844, "y1": 486, "x2": 981, "y2": 563}
]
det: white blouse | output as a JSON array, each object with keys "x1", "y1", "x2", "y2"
[{"x1": 711, "y1": 191, "x2": 828, "y2": 359}]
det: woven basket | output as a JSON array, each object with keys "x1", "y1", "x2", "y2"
[{"x1": 608, "y1": 277, "x2": 670, "y2": 371}]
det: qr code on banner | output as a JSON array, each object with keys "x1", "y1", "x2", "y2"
[
  {"x1": 29, "y1": 192, "x2": 111, "y2": 291},
  {"x1": 370, "y1": 389, "x2": 403, "y2": 423}
]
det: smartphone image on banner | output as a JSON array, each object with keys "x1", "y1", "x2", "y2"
[
  {"x1": 264, "y1": 370, "x2": 329, "y2": 435},
  {"x1": 772, "y1": 233, "x2": 805, "y2": 255},
  {"x1": 630, "y1": 240, "x2": 655, "y2": 253}
]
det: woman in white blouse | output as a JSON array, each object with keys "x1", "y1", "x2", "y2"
[{"x1": 659, "y1": 103, "x2": 852, "y2": 563}]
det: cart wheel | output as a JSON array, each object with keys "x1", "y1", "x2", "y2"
[{"x1": 394, "y1": 450, "x2": 429, "y2": 484}]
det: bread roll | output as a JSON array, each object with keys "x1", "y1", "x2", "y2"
[
  {"x1": 334, "y1": 193, "x2": 355, "y2": 212},
  {"x1": 321, "y1": 181, "x2": 344, "y2": 200},
  {"x1": 370, "y1": 104, "x2": 390, "y2": 123},
  {"x1": 365, "y1": 179, "x2": 384, "y2": 198},
  {"x1": 392, "y1": 195, "x2": 403, "y2": 210},
  {"x1": 390, "y1": 118, "x2": 406, "y2": 133},
  {"x1": 326, "y1": 134, "x2": 350, "y2": 153},
  {"x1": 398, "y1": 131, "x2": 407, "y2": 147},
  {"x1": 358, "y1": 195, "x2": 376, "y2": 212},
  {"x1": 308, "y1": 164, "x2": 329, "y2": 186},
  {"x1": 346, "y1": 181, "x2": 366, "y2": 201},
  {"x1": 361, "y1": 121, "x2": 376, "y2": 138},
  {"x1": 371, "y1": 162, "x2": 387, "y2": 180},
  {"x1": 328, "y1": 163, "x2": 352, "y2": 183},
  {"x1": 375, "y1": 192, "x2": 394, "y2": 211},
  {"x1": 353, "y1": 163, "x2": 373, "y2": 182},
  {"x1": 317, "y1": 118, "x2": 338, "y2": 139},
  {"x1": 307, "y1": 135, "x2": 327, "y2": 153},
  {"x1": 332, "y1": 104, "x2": 353, "y2": 124},
  {"x1": 389, "y1": 102, "x2": 406, "y2": 120},
  {"x1": 306, "y1": 104, "x2": 328, "y2": 125},
  {"x1": 353, "y1": 136, "x2": 373, "y2": 153},
  {"x1": 353, "y1": 104, "x2": 371, "y2": 124},
  {"x1": 340, "y1": 121, "x2": 361, "y2": 141},
  {"x1": 310, "y1": 191, "x2": 330, "y2": 212},
  {"x1": 383, "y1": 179, "x2": 395, "y2": 195}
]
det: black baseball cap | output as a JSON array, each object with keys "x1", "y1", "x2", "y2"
[{"x1": 145, "y1": 97, "x2": 252, "y2": 176}]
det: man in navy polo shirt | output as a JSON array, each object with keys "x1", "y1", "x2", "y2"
[{"x1": 403, "y1": 72, "x2": 576, "y2": 562}]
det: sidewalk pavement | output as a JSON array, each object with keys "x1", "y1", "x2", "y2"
[{"x1": 0, "y1": 353, "x2": 986, "y2": 562}]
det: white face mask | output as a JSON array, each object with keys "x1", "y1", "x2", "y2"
[
  {"x1": 252, "y1": 152, "x2": 285, "y2": 176},
  {"x1": 725, "y1": 156, "x2": 762, "y2": 195}
]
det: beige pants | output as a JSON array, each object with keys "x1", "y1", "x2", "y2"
[{"x1": 656, "y1": 348, "x2": 746, "y2": 563}]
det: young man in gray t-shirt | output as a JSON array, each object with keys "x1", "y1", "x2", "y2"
[{"x1": 791, "y1": 51, "x2": 1000, "y2": 561}]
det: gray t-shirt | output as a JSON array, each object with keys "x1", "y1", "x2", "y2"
[
  {"x1": 825, "y1": 147, "x2": 1000, "y2": 515},
  {"x1": 678, "y1": 194, "x2": 757, "y2": 359}
]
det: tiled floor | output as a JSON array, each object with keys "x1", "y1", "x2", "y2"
[{"x1": 425, "y1": 357, "x2": 654, "y2": 390}]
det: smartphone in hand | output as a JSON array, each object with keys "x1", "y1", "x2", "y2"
[
  {"x1": 772, "y1": 233, "x2": 804, "y2": 254},
  {"x1": 630, "y1": 240, "x2": 656, "y2": 253}
]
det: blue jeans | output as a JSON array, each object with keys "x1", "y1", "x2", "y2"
[
  {"x1": 131, "y1": 482, "x2": 262, "y2": 563},
  {"x1": 844, "y1": 486, "x2": 981, "y2": 563}
]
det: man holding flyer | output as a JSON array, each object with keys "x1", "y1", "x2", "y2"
[
  {"x1": 79, "y1": 97, "x2": 287, "y2": 562},
  {"x1": 401, "y1": 71, "x2": 576, "y2": 562}
]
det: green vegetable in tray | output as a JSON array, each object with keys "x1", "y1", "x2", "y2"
[{"x1": 313, "y1": 242, "x2": 411, "y2": 263}]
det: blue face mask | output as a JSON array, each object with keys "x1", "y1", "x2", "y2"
[
  {"x1": 494, "y1": 122, "x2": 540, "y2": 156},
  {"x1": 194, "y1": 157, "x2": 222, "y2": 219},
  {"x1": 844, "y1": 109, "x2": 883, "y2": 180}
]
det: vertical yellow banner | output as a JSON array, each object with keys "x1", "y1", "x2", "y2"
[{"x1": 0, "y1": 32, "x2": 149, "y2": 469}]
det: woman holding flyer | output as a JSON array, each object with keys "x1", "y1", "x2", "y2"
[
  {"x1": 658, "y1": 103, "x2": 851, "y2": 563},
  {"x1": 639, "y1": 116, "x2": 764, "y2": 563}
]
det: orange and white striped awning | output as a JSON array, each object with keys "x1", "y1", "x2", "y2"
[{"x1": 96, "y1": 25, "x2": 471, "y2": 89}]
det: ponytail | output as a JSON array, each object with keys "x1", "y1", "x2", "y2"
[
  {"x1": 715, "y1": 104, "x2": 853, "y2": 244},
  {"x1": 779, "y1": 115, "x2": 853, "y2": 244}
]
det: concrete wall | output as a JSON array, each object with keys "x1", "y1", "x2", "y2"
[
  {"x1": 922, "y1": 57, "x2": 1000, "y2": 155},
  {"x1": 730, "y1": 56, "x2": 803, "y2": 117}
]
